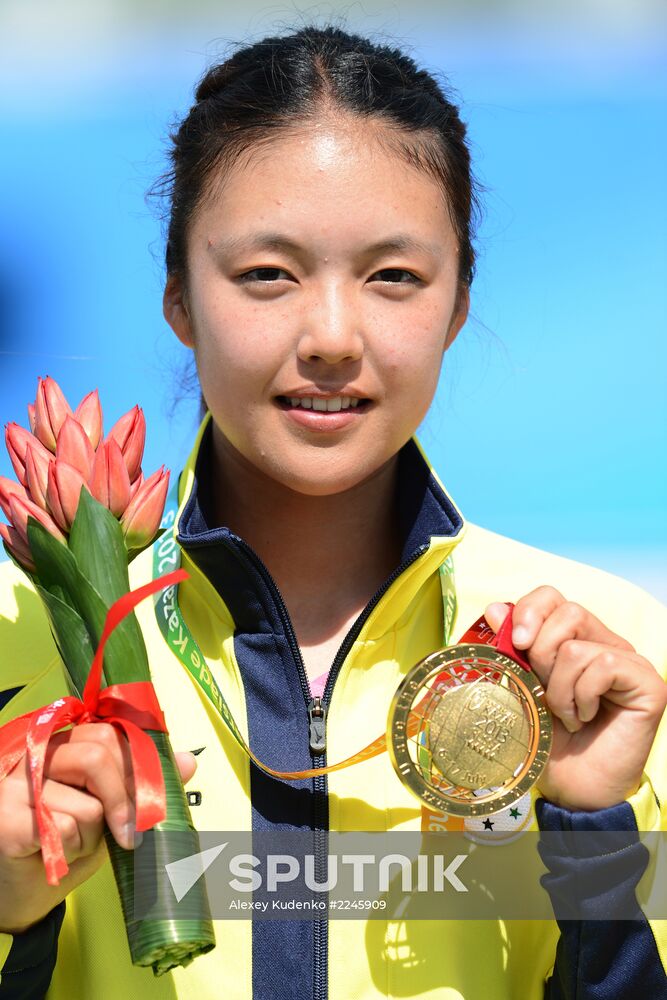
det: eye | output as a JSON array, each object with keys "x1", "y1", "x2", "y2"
[
  {"x1": 237, "y1": 267, "x2": 294, "y2": 283},
  {"x1": 370, "y1": 269, "x2": 421, "y2": 285}
]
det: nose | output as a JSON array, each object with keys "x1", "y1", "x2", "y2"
[{"x1": 296, "y1": 287, "x2": 364, "y2": 365}]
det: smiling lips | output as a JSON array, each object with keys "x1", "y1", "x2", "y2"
[
  {"x1": 282, "y1": 395, "x2": 363, "y2": 411},
  {"x1": 276, "y1": 394, "x2": 371, "y2": 427}
]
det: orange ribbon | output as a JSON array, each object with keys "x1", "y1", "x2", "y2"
[{"x1": 0, "y1": 569, "x2": 188, "y2": 885}]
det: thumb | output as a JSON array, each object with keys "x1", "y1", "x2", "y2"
[
  {"x1": 484, "y1": 601, "x2": 511, "y2": 634},
  {"x1": 174, "y1": 750, "x2": 198, "y2": 785}
]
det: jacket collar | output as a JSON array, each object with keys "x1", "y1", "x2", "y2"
[{"x1": 174, "y1": 414, "x2": 466, "y2": 640}]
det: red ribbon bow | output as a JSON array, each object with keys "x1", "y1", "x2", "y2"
[{"x1": 0, "y1": 569, "x2": 188, "y2": 885}]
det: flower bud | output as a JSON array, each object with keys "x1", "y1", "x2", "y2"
[
  {"x1": 90, "y1": 439, "x2": 131, "y2": 517},
  {"x1": 120, "y1": 466, "x2": 169, "y2": 549},
  {"x1": 46, "y1": 461, "x2": 89, "y2": 533},
  {"x1": 128, "y1": 471, "x2": 144, "y2": 501},
  {"x1": 74, "y1": 390, "x2": 103, "y2": 449},
  {"x1": 0, "y1": 523, "x2": 36, "y2": 572},
  {"x1": 27, "y1": 403, "x2": 36, "y2": 433},
  {"x1": 34, "y1": 377, "x2": 73, "y2": 453},
  {"x1": 108, "y1": 405, "x2": 145, "y2": 484},
  {"x1": 56, "y1": 416, "x2": 94, "y2": 480},
  {"x1": 0, "y1": 477, "x2": 29, "y2": 521},
  {"x1": 5, "y1": 423, "x2": 53, "y2": 487},
  {"x1": 9, "y1": 493, "x2": 66, "y2": 546},
  {"x1": 24, "y1": 444, "x2": 53, "y2": 511}
]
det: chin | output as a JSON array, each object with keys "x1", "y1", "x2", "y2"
[{"x1": 263, "y1": 452, "x2": 395, "y2": 498}]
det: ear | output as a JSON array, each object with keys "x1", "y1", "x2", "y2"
[
  {"x1": 163, "y1": 274, "x2": 195, "y2": 349},
  {"x1": 443, "y1": 286, "x2": 469, "y2": 353}
]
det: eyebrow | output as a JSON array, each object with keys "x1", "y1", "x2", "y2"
[{"x1": 211, "y1": 231, "x2": 441, "y2": 260}]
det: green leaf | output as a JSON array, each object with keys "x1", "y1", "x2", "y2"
[
  {"x1": 28, "y1": 520, "x2": 87, "y2": 603},
  {"x1": 69, "y1": 489, "x2": 130, "y2": 605},
  {"x1": 68, "y1": 490, "x2": 150, "y2": 681},
  {"x1": 36, "y1": 584, "x2": 96, "y2": 696},
  {"x1": 27, "y1": 519, "x2": 151, "y2": 685}
]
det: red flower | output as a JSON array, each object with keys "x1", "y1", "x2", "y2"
[
  {"x1": 108, "y1": 406, "x2": 145, "y2": 484},
  {"x1": 33, "y1": 377, "x2": 73, "y2": 453},
  {"x1": 120, "y1": 467, "x2": 169, "y2": 549},
  {"x1": 90, "y1": 440, "x2": 131, "y2": 517},
  {"x1": 46, "y1": 461, "x2": 90, "y2": 533},
  {"x1": 56, "y1": 416, "x2": 95, "y2": 481},
  {"x1": 5, "y1": 424, "x2": 53, "y2": 487},
  {"x1": 74, "y1": 390, "x2": 103, "y2": 450}
]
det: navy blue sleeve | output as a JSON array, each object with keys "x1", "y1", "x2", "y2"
[
  {"x1": 0, "y1": 902, "x2": 65, "y2": 999},
  {"x1": 537, "y1": 798, "x2": 667, "y2": 999}
]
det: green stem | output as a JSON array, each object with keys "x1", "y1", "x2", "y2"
[{"x1": 104, "y1": 731, "x2": 216, "y2": 976}]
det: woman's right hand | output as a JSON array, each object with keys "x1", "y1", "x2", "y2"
[{"x1": 0, "y1": 722, "x2": 197, "y2": 934}]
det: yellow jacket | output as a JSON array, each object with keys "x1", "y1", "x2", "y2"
[{"x1": 1, "y1": 416, "x2": 666, "y2": 999}]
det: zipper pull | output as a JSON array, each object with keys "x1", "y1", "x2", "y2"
[{"x1": 308, "y1": 697, "x2": 327, "y2": 754}]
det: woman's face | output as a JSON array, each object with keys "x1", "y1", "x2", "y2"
[{"x1": 164, "y1": 118, "x2": 468, "y2": 496}]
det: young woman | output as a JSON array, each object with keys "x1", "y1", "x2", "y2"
[{"x1": 1, "y1": 24, "x2": 666, "y2": 1000}]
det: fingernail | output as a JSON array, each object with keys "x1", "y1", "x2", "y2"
[
  {"x1": 512, "y1": 625, "x2": 530, "y2": 647},
  {"x1": 122, "y1": 823, "x2": 142, "y2": 850}
]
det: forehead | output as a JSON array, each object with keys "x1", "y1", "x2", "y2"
[{"x1": 191, "y1": 118, "x2": 458, "y2": 254}]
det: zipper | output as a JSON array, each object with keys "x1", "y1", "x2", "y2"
[
  {"x1": 308, "y1": 698, "x2": 327, "y2": 753},
  {"x1": 235, "y1": 538, "x2": 329, "y2": 1000},
  {"x1": 312, "y1": 545, "x2": 428, "y2": 1000},
  {"x1": 235, "y1": 535, "x2": 429, "y2": 1000}
]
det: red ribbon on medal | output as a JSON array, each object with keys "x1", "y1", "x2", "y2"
[
  {"x1": 457, "y1": 603, "x2": 531, "y2": 669},
  {"x1": 420, "y1": 604, "x2": 531, "y2": 705},
  {"x1": 0, "y1": 569, "x2": 188, "y2": 885}
]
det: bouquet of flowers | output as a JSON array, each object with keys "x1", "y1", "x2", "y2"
[{"x1": 0, "y1": 377, "x2": 215, "y2": 975}]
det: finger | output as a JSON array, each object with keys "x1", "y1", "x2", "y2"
[
  {"x1": 484, "y1": 602, "x2": 511, "y2": 634},
  {"x1": 511, "y1": 593, "x2": 634, "y2": 677},
  {"x1": 1, "y1": 802, "x2": 86, "y2": 863},
  {"x1": 32, "y1": 741, "x2": 135, "y2": 850},
  {"x1": 59, "y1": 723, "x2": 135, "y2": 791},
  {"x1": 501, "y1": 586, "x2": 567, "y2": 649},
  {"x1": 39, "y1": 779, "x2": 106, "y2": 859},
  {"x1": 544, "y1": 640, "x2": 642, "y2": 732},
  {"x1": 573, "y1": 649, "x2": 667, "y2": 724},
  {"x1": 174, "y1": 751, "x2": 197, "y2": 785},
  {"x1": 485, "y1": 592, "x2": 567, "y2": 648}
]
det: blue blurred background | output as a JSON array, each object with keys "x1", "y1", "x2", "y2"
[{"x1": 0, "y1": 1, "x2": 665, "y2": 599}]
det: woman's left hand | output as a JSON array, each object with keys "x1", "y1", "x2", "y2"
[{"x1": 485, "y1": 587, "x2": 667, "y2": 811}]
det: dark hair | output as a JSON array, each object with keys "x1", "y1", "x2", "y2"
[{"x1": 158, "y1": 24, "x2": 480, "y2": 291}]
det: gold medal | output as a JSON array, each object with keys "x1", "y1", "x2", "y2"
[{"x1": 388, "y1": 644, "x2": 552, "y2": 817}]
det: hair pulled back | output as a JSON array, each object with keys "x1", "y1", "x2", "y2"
[{"x1": 159, "y1": 24, "x2": 480, "y2": 290}]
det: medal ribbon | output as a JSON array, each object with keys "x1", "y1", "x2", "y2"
[
  {"x1": 0, "y1": 570, "x2": 186, "y2": 884},
  {"x1": 152, "y1": 488, "x2": 530, "y2": 783},
  {"x1": 457, "y1": 611, "x2": 530, "y2": 670}
]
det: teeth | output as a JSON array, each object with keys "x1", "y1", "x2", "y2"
[{"x1": 286, "y1": 396, "x2": 362, "y2": 411}]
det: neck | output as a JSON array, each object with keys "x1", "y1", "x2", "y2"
[{"x1": 208, "y1": 427, "x2": 403, "y2": 648}]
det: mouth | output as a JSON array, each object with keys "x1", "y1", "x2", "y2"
[{"x1": 275, "y1": 395, "x2": 372, "y2": 413}]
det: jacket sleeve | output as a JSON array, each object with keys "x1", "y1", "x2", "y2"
[
  {"x1": 0, "y1": 903, "x2": 65, "y2": 999},
  {"x1": 537, "y1": 779, "x2": 667, "y2": 999}
]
